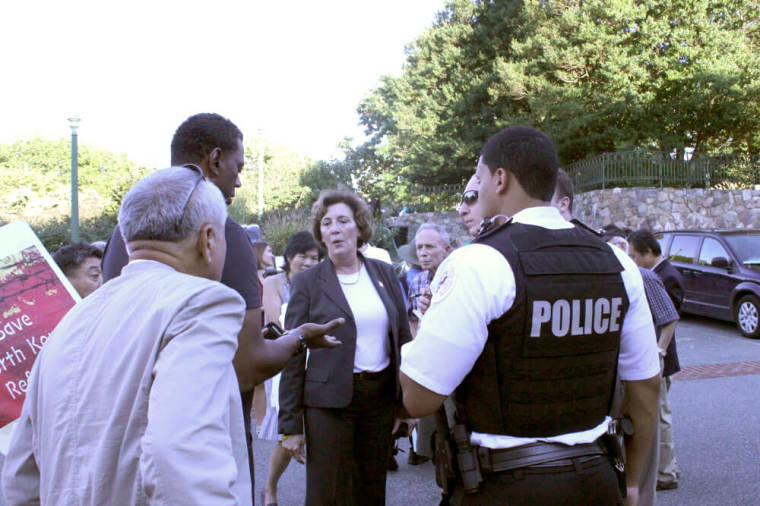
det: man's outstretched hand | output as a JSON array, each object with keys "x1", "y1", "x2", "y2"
[{"x1": 294, "y1": 318, "x2": 345, "y2": 349}]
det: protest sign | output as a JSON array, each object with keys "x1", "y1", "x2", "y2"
[{"x1": 0, "y1": 221, "x2": 80, "y2": 448}]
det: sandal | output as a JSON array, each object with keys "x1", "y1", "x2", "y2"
[{"x1": 260, "y1": 489, "x2": 278, "y2": 506}]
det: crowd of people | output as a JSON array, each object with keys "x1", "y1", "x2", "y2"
[{"x1": 3, "y1": 113, "x2": 687, "y2": 506}]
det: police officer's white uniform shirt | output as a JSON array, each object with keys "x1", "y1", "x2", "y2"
[{"x1": 400, "y1": 206, "x2": 660, "y2": 449}]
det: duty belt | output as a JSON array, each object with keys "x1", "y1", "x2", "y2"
[{"x1": 476, "y1": 440, "x2": 607, "y2": 474}]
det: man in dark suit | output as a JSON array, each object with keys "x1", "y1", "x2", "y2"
[{"x1": 629, "y1": 229, "x2": 683, "y2": 491}]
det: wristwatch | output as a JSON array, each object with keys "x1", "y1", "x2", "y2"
[
  {"x1": 658, "y1": 347, "x2": 667, "y2": 357},
  {"x1": 291, "y1": 330, "x2": 306, "y2": 356}
]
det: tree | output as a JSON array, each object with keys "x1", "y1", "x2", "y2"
[
  {"x1": 354, "y1": 0, "x2": 760, "y2": 196},
  {"x1": 299, "y1": 140, "x2": 356, "y2": 204},
  {"x1": 229, "y1": 137, "x2": 316, "y2": 224},
  {"x1": 0, "y1": 137, "x2": 149, "y2": 249}
]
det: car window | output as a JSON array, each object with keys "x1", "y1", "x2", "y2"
[
  {"x1": 669, "y1": 235, "x2": 700, "y2": 264},
  {"x1": 724, "y1": 234, "x2": 760, "y2": 273},
  {"x1": 655, "y1": 233, "x2": 671, "y2": 257},
  {"x1": 698, "y1": 238, "x2": 729, "y2": 266}
]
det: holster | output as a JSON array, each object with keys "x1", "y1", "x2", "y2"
[
  {"x1": 603, "y1": 416, "x2": 634, "y2": 498},
  {"x1": 433, "y1": 406, "x2": 483, "y2": 495},
  {"x1": 433, "y1": 407, "x2": 457, "y2": 495},
  {"x1": 452, "y1": 423, "x2": 483, "y2": 494}
]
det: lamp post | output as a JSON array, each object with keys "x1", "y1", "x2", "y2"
[
  {"x1": 68, "y1": 117, "x2": 80, "y2": 243},
  {"x1": 257, "y1": 129, "x2": 264, "y2": 218}
]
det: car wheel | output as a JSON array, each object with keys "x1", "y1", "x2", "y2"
[{"x1": 735, "y1": 295, "x2": 760, "y2": 338}]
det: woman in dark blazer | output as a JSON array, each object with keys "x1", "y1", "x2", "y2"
[{"x1": 279, "y1": 189, "x2": 412, "y2": 506}]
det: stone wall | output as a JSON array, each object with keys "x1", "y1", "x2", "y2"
[
  {"x1": 386, "y1": 211, "x2": 471, "y2": 245},
  {"x1": 385, "y1": 188, "x2": 760, "y2": 245},
  {"x1": 574, "y1": 187, "x2": 760, "y2": 231}
]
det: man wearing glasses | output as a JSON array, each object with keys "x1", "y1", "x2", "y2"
[{"x1": 3, "y1": 167, "x2": 342, "y2": 504}]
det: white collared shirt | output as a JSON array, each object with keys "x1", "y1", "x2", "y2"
[{"x1": 400, "y1": 206, "x2": 659, "y2": 449}]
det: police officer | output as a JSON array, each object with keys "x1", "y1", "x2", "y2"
[{"x1": 399, "y1": 126, "x2": 660, "y2": 505}]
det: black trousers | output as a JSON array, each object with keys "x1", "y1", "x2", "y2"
[
  {"x1": 242, "y1": 390, "x2": 255, "y2": 505},
  {"x1": 450, "y1": 455, "x2": 622, "y2": 505},
  {"x1": 304, "y1": 367, "x2": 396, "y2": 506}
]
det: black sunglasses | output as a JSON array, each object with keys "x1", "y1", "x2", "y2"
[
  {"x1": 175, "y1": 164, "x2": 207, "y2": 233},
  {"x1": 458, "y1": 189, "x2": 478, "y2": 209}
]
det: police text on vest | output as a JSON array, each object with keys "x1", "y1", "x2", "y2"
[{"x1": 530, "y1": 298, "x2": 623, "y2": 337}]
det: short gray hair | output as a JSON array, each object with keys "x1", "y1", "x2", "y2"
[
  {"x1": 119, "y1": 166, "x2": 227, "y2": 243},
  {"x1": 415, "y1": 222, "x2": 451, "y2": 247}
]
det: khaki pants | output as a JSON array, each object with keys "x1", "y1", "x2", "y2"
[
  {"x1": 657, "y1": 375, "x2": 679, "y2": 484},
  {"x1": 638, "y1": 376, "x2": 661, "y2": 506}
]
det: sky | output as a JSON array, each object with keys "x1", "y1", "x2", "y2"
[{"x1": 1, "y1": 0, "x2": 447, "y2": 167}]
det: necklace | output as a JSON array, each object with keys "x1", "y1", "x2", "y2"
[{"x1": 338, "y1": 266, "x2": 362, "y2": 285}]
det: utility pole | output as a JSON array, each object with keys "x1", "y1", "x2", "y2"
[
  {"x1": 258, "y1": 129, "x2": 264, "y2": 218},
  {"x1": 68, "y1": 117, "x2": 80, "y2": 242}
]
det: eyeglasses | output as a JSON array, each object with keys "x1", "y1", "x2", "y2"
[
  {"x1": 457, "y1": 189, "x2": 478, "y2": 211},
  {"x1": 175, "y1": 164, "x2": 206, "y2": 233}
]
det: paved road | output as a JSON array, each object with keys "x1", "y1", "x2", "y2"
[
  {"x1": 253, "y1": 314, "x2": 760, "y2": 505},
  {"x1": 1, "y1": 314, "x2": 758, "y2": 505},
  {"x1": 655, "y1": 315, "x2": 760, "y2": 506}
]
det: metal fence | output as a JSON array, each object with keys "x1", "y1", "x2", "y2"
[
  {"x1": 566, "y1": 150, "x2": 760, "y2": 192},
  {"x1": 399, "y1": 150, "x2": 760, "y2": 211}
]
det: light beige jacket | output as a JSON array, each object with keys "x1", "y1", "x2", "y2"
[{"x1": 2, "y1": 260, "x2": 249, "y2": 505}]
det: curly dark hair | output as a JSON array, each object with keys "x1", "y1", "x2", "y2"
[
  {"x1": 311, "y1": 190, "x2": 373, "y2": 250},
  {"x1": 52, "y1": 243, "x2": 103, "y2": 276},
  {"x1": 170, "y1": 113, "x2": 243, "y2": 165}
]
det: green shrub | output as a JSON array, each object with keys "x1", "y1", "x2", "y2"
[
  {"x1": 256, "y1": 207, "x2": 313, "y2": 254},
  {"x1": 27, "y1": 212, "x2": 118, "y2": 253}
]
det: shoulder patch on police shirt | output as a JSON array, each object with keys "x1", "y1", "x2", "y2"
[{"x1": 431, "y1": 263, "x2": 455, "y2": 303}]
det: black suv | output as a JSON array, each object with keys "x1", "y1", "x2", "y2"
[{"x1": 655, "y1": 230, "x2": 760, "y2": 338}]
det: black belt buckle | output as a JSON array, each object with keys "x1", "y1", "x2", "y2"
[
  {"x1": 354, "y1": 368, "x2": 387, "y2": 381},
  {"x1": 354, "y1": 371, "x2": 371, "y2": 380}
]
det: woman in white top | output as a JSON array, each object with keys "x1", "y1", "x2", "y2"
[
  {"x1": 279, "y1": 190, "x2": 412, "y2": 506},
  {"x1": 260, "y1": 231, "x2": 319, "y2": 506}
]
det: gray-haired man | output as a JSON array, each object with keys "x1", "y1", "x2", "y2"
[
  {"x1": 411, "y1": 223, "x2": 452, "y2": 318},
  {"x1": 406, "y1": 223, "x2": 453, "y2": 464},
  {"x1": 3, "y1": 167, "x2": 341, "y2": 505}
]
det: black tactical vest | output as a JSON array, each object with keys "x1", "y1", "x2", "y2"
[{"x1": 456, "y1": 221, "x2": 629, "y2": 437}]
